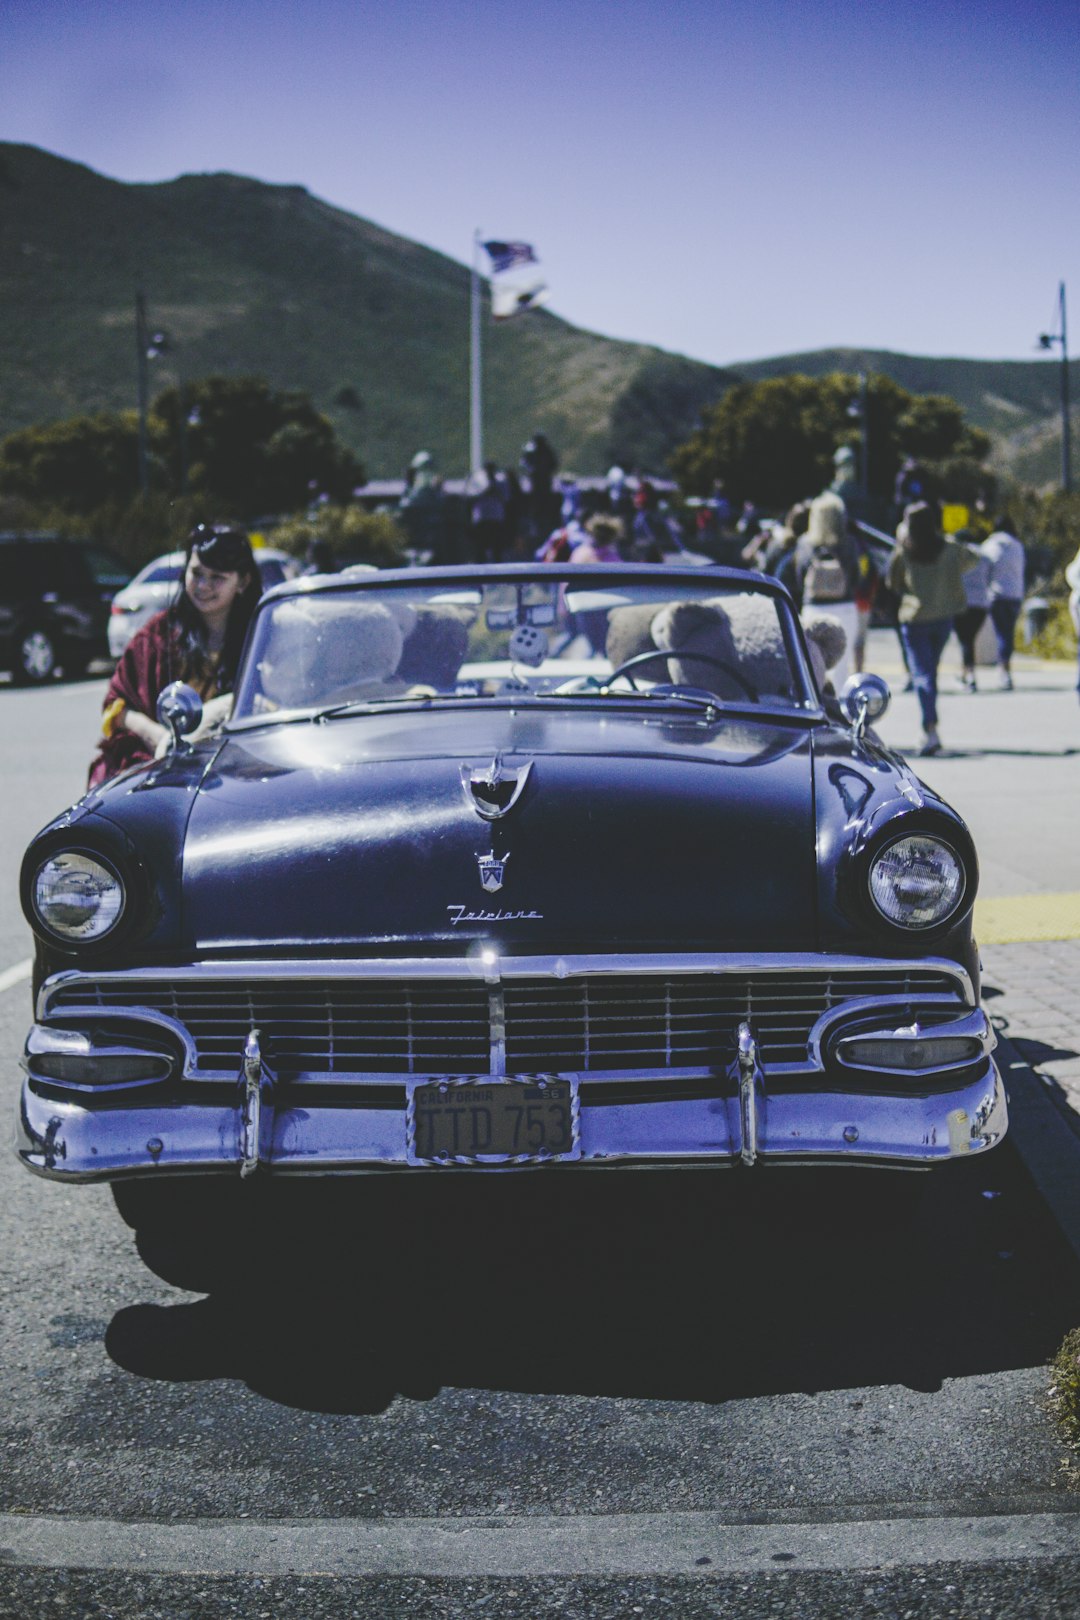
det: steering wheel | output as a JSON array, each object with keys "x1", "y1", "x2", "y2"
[{"x1": 606, "y1": 647, "x2": 760, "y2": 703}]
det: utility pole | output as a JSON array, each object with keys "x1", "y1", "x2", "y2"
[
  {"x1": 1038, "y1": 282, "x2": 1071, "y2": 495},
  {"x1": 1060, "y1": 284, "x2": 1070, "y2": 495},
  {"x1": 469, "y1": 230, "x2": 483, "y2": 475}
]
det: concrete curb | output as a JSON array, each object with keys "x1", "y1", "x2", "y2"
[{"x1": 996, "y1": 1031, "x2": 1080, "y2": 1272}]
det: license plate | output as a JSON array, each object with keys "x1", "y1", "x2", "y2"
[{"x1": 406, "y1": 1076, "x2": 580, "y2": 1165}]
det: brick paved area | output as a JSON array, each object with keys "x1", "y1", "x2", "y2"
[
  {"x1": 858, "y1": 635, "x2": 1080, "y2": 1138},
  {"x1": 981, "y1": 940, "x2": 1080, "y2": 1132}
]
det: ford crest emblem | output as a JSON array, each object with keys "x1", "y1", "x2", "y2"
[
  {"x1": 461, "y1": 757, "x2": 532, "y2": 821},
  {"x1": 477, "y1": 851, "x2": 510, "y2": 893}
]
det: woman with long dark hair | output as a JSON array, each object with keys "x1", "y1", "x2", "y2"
[
  {"x1": 885, "y1": 502, "x2": 975, "y2": 757},
  {"x1": 90, "y1": 524, "x2": 259, "y2": 785}
]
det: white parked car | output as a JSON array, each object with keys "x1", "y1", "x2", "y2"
[{"x1": 108, "y1": 548, "x2": 300, "y2": 660}]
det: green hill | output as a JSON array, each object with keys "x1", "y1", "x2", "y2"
[
  {"x1": 1, "y1": 144, "x2": 1073, "y2": 487},
  {"x1": 0, "y1": 143, "x2": 733, "y2": 479}
]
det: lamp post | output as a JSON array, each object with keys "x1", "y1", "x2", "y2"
[
  {"x1": 1037, "y1": 281, "x2": 1071, "y2": 494},
  {"x1": 846, "y1": 371, "x2": 869, "y2": 496},
  {"x1": 135, "y1": 291, "x2": 150, "y2": 495}
]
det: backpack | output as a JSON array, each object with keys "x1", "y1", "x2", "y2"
[{"x1": 804, "y1": 546, "x2": 847, "y2": 603}]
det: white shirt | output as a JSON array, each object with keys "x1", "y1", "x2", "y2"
[{"x1": 980, "y1": 531, "x2": 1025, "y2": 602}]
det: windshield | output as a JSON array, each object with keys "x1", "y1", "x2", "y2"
[
  {"x1": 232, "y1": 571, "x2": 818, "y2": 721},
  {"x1": 139, "y1": 560, "x2": 183, "y2": 586}
]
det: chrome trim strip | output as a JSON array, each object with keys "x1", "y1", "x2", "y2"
[
  {"x1": 26, "y1": 1025, "x2": 91, "y2": 1058},
  {"x1": 238, "y1": 1029, "x2": 276, "y2": 1177},
  {"x1": 736, "y1": 1021, "x2": 761, "y2": 1167},
  {"x1": 488, "y1": 986, "x2": 507, "y2": 1078},
  {"x1": 240, "y1": 1030, "x2": 262, "y2": 1178},
  {"x1": 38, "y1": 952, "x2": 975, "y2": 1020}
]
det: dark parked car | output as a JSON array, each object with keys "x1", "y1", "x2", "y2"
[
  {"x1": 0, "y1": 533, "x2": 131, "y2": 682},
  {"x1": 18, "y1": 564, "x2": 1005, "y2": 1250}
]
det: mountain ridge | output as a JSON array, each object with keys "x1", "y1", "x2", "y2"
[{"x1": 0, "y1": 144, "x2": 1073, "y2": 485}]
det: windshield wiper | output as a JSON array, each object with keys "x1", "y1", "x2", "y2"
[
  {"x1": 311, "y1": 686, "x2": 735, "y2": 723},
  {"x1": 542, "y1": 685, "x2": 727, "y2": 714}
]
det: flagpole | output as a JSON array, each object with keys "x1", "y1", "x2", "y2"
[{"x1": 469, "y1": 229, "x2": 483, "y2": 474}]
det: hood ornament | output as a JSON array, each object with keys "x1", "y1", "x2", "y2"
[
  {"x1": 477, "y1": 851, "x2": 510, "y2": 893},
  {"x1": 461, "y1": 757, "x2": 532, "y2": 822}
]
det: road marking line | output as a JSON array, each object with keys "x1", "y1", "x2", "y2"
[
  {"x1": 975, "y1": 893, "x2": 1080, "y2": 945},
  {"x1": 0, "y1": 958, "x2": 32, "y2": 993},
  {"x1": 0, "y1": 1509, "x2": 1077, "y2": 1578}
]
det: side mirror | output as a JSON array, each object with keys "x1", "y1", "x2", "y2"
[
  {"x1": 156, "y1": 681, "x2": 204, "y2": 753},
  {"x1": 839, "y1": 672, "x2": 890, "y2": 739}
]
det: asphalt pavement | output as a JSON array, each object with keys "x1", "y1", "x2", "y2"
[{"x1": 1, "y1": 652, "x2": 1079, "y2": 1619}]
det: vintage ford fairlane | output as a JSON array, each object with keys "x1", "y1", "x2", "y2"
[{"x1": 17, "y1": 564, "x2": 1006, "y2": 1229}]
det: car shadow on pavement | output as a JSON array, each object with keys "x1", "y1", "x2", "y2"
[
  {"x1": 103, "y1": 1146, "x2": 1080, "y2": 1415},
  {"x1": 1008, "y1": 1037, "x2": 1080, "y2": 1133}
]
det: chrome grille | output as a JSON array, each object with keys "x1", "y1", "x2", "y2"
[
  {"x1": 503, "y1": 972, "x2": 959, "y2": 1068},
  {"x1": 48, "y1": 967, "x2": 963, "y2": 1078},
  {"x1": 50, "y1": 981, "x2": 491, "y2": 1076}
]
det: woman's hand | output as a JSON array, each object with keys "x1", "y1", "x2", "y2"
[{"x1": 120, "y1": 706, "x2": 169, "y2": 755}]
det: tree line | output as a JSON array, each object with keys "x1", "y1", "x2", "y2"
[
  {"x1": 670, "y1": 371, "x2": 992, "y2": 512},
  {"x1": 1, "y1": 366, "x2": 1076, "y2": 583},
  {"x1": 0, "y1": 376, "x2": 362, "y2": 523}
]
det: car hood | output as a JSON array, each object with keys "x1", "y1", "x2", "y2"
[{"x1": 181, "y1": 706, "x2": 819, "y2": 951}]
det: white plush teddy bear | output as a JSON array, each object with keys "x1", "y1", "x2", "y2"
[{"x1": 254, "y1": 597, "x2": 407, "y2": 710}]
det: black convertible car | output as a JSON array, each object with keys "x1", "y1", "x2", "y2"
[{"x1": 18, "y1": 564, "x2": 1005, "y2": 1222}]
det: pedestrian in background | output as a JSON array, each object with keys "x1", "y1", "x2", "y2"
[
  {"x1": 627, "y1": 482, "x2": 668, "y2": 562},
  {"x1": 851, "y1": 547, "x2": 880, "y2": 675},
  {"x1": 764, "y1": 502, "x2": 810, "y2": 599},
  {"x1": 952, "y1": 537, "x2": 992, "y2": 691},
  {"x1": 795, "y1": 490, "x2": 859, "y2": 688},
  {"x1": 571, "y1": 515, "x2": 623, "y2": 653},
  {"x1": 399, "y1": 450, "x2": 447, "y2": 563},
  {"x1": 469, "y1": 460, "x2": 512, "y2": 562},
  {"x1": 302, "y1": 537, "x2": 337, "y2": 576},
  {"x1": 520, "y1": 431, "x2": 560, "y2": 545},
  {"x1": 886, "y1": 502, "x2": 976, "y2": 757},
  {"x1": 981, "y1": 516, "x2": 1025, "y2": 690},
  {"x1": 603, "y1": 466, "x2": 636, "y2": 532}
]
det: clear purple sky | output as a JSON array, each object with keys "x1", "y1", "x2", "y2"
[{"x1": 2, "y1": 0, "x2": 1077, "y2": 365}]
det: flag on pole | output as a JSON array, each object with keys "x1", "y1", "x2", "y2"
[
  {"x1": 481, "y1": 240, "x2": 538, "y2": 274},
  {"x1": 492, "y1": 278, "x2": 550, "y2": 320},
  {"x1": 482, "y1": 239, "x2": 547, "y2": 321}
]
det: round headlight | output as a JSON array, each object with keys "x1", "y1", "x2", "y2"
[
  {"x1": 868, "y1": 834, "x2": 965, "y2": 930},
  {"x1": 33, "y1": 852, "x2": 125, "y2": 942}
]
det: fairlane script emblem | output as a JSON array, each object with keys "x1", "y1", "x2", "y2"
[
  {"x1": 447, "y1": 904, "x2": 544, "y2": 926},
  {"x1": 460, "y1": 757, "x2": 532, "y2": 822},
  {"x1": 478, "y1": 851, "x2": 509, "y2": 893}
]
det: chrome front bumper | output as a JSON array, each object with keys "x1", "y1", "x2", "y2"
[
  {"x1": 18, "y1": 1054, "x2": 1007, "y2": 1180},
  {"x1": 17, "y1": 954, "x2": 1007, "y2": 1181}
]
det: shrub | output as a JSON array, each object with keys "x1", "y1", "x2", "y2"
[
  {"x1": 1050, "y1": 1326, "x2": 1080, "y2": 1453},
  {"x1": 1024, "y1": 599, "x2": 1077, "y2": 662},
  {"x1": 270, "y1": 504, "x2": 407, "y2": 569}
]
